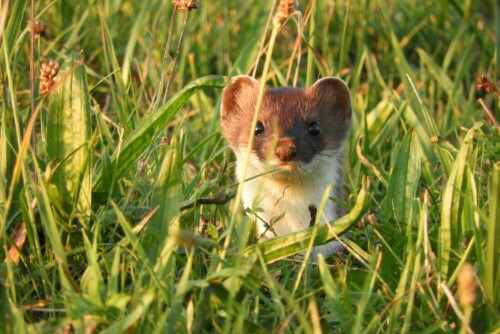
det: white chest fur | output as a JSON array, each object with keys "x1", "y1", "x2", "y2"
[{"x1": 235, "y1": 149, "x2": 346, "y2": 257}]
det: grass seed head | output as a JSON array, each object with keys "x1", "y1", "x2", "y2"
[
  {"x1": 172, "y1": 0, "x2": 200, "y2": 11},
  {"x1": 457, "y1": 263, "x2": 477, "y2": 307},
  {"x1": 39, "y1": 59, "x2": 59, "y2": 96}
]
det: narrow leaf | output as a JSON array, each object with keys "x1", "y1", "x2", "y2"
[
  {"x1": 385, "y1": 128, "x2": 421, "y2": 222},
  {"x1": 439, "y1": 123, "x2": 480, "y2": 285},
  {"x1": 486, "y1": 162, "x2": 500, "y2": 313}
]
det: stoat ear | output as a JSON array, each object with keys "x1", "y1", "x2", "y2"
[
  {"x1": 220, "y1": 75, "x2": 260, "y2": 123},
  {"x1": 310, "y1": 77, "x2": 351, "y2": 121}
]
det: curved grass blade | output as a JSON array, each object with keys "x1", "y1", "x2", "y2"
[
  {"x1": 4, "y1": 0, "x2": 28, "y2": 60},
  {"x1": 486, "y1": 162, "x2": 500, "y2": 318},
  {"x1": 244, "y1": 178, "x2": 371, "y2": 263},
  {"x1": 439, "y1": 123, "x2": 481, "y2": 287},
  {"x1": 93, "y1": 75, "x2": 231, "y2": 190}
]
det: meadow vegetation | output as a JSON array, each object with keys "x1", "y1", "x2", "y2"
[{"x1": 0, "y1": 0, "x2": 499, "y2": 332}]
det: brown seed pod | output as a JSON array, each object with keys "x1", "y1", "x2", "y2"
[
  {"x1": 39, "y1": 59, "x2": 59, "y2": 95},
  {"x1": 29, "y1": 20, "x2": 47, "y2": 39}
]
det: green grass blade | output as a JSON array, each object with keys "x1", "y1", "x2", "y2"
[
  {"x1": 318, "y1": 256, "x2": 351, "y2": 332},
  {"x1": 384, "y1": 128, "x2": 421, "y2": 222},
  {"x1": 143, "y1": 138, "x2": 182, "y2": 261},
  {"x1": 121, "y1": 1, "x2": 149, "y2": 85},
  {"x1": 0, "y1": 284, "x2": 25, "y2": 334},
  {"x1": 353, "y1": 253, "x2": 381, "y2": 334},
  {"x1": 80, "y1": 230, "x2": 105, "y2": 301},
  {"x1": 244, "y1": 178, "x2": 371, "y2": 263},
  {"x1": 486, "y1": 162, "x2": 500, "y2": 319},
  {"x1": 439, "y1": 123, "x2": 481, "y2": 286},
  {"x1": 305, "y1": 0, "x2": 317, "y2": 86},
  {"x1": 4, "y1": 0, "x2": 28, "y2": 60},
  {"x1": 101, "y1": 288, "x2": 156, "y2": 334},
  {"x1": 0, "y1": 105, "x2": 13, "y2": 205}
]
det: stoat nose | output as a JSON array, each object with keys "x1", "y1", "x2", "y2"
[{"x1": 275, "y1": 138, "x2": 297, "y2": 162}]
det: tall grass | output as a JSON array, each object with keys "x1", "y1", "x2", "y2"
[{"x1": 0, "y1": 0, "x2": 499, "y2": 332}]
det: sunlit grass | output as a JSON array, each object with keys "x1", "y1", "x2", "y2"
[{"x1": 0, "y1": 0, "x2": 498, "y2": 332}]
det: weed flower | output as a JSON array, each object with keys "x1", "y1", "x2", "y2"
[
  {"x1": 39, "y1": 59, "x2": 59, "y2": 95},
  {"x1": 172, "y1": 0, "x2": 200, "y2": 11}
]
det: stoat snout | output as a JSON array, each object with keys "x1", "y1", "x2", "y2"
[{"x1": 274, "y1": 137, "x2": 297, "y2": 163}]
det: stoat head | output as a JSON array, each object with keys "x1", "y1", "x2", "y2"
[{"x1": 220, "y1": 76, "x2": 351, "y2": 174}]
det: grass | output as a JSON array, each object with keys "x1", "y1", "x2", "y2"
[{"x1": 0, "y1": 0, "x2": 499, "y2": 332}]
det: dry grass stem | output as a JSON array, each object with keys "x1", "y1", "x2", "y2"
[{"x1": 478, "y1": 98, "x2": 500, "y2": 132}]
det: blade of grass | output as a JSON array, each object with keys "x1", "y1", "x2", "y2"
[
  {"x1": 384, "y1": 128, "x2": 421, "y2": 223},
  {"x1": 244, "y1": 177, "x2": 370, "y2": 263},
  {"x1": 143, "y1": 138, "x2": 182, "y2": 261},
  {"x1": 439, "y1": 123, "x2": 481, "y2": 289},
  {"x1": 4, "y1": 0, "x2": 27, "y2": 60},
  {"x1": 353, "y1": 252, "x2": 382, "y2": 334},
  {"x1": 486, "y1": 162, "x2": 500, "y2": 322},
  {"x1": 318, "y1": 256, "x2": 351, "y2": 332}
]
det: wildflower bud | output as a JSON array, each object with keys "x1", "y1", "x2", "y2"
[{"x1": 39, "y1": 59, "x2": 59, "y2": 95}]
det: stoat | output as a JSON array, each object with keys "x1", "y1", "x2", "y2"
[{"x1": 220, "y1": 76, "x2": 352, "y2": 258}]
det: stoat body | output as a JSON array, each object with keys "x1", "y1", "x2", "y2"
[{"x1": 220, "y1": 76, "x2": 352, "y2": 258}]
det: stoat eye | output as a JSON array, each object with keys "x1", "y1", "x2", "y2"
[
  {"x1": 255, "y1": 121, "x2": 265, "y2": 136},
  {"x1": 308, "y1": 121, "x2": 321, "y2": 136}
]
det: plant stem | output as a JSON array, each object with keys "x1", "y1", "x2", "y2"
[
  {"x1": 221, "y1": 19, "x2": 282, "y2": 262},
  {"x1": 163, "y1": 10, "x2": 190, "y2": 105},
  {"x1": 153, "y1": 7, "x2": 177, "y2": 110},
  {"x1": 30, "y1": 0, "x2": 36, "y2": 159},
  {"x1": 305, "y1": 0, "x2": 316, "y2": 86}
]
